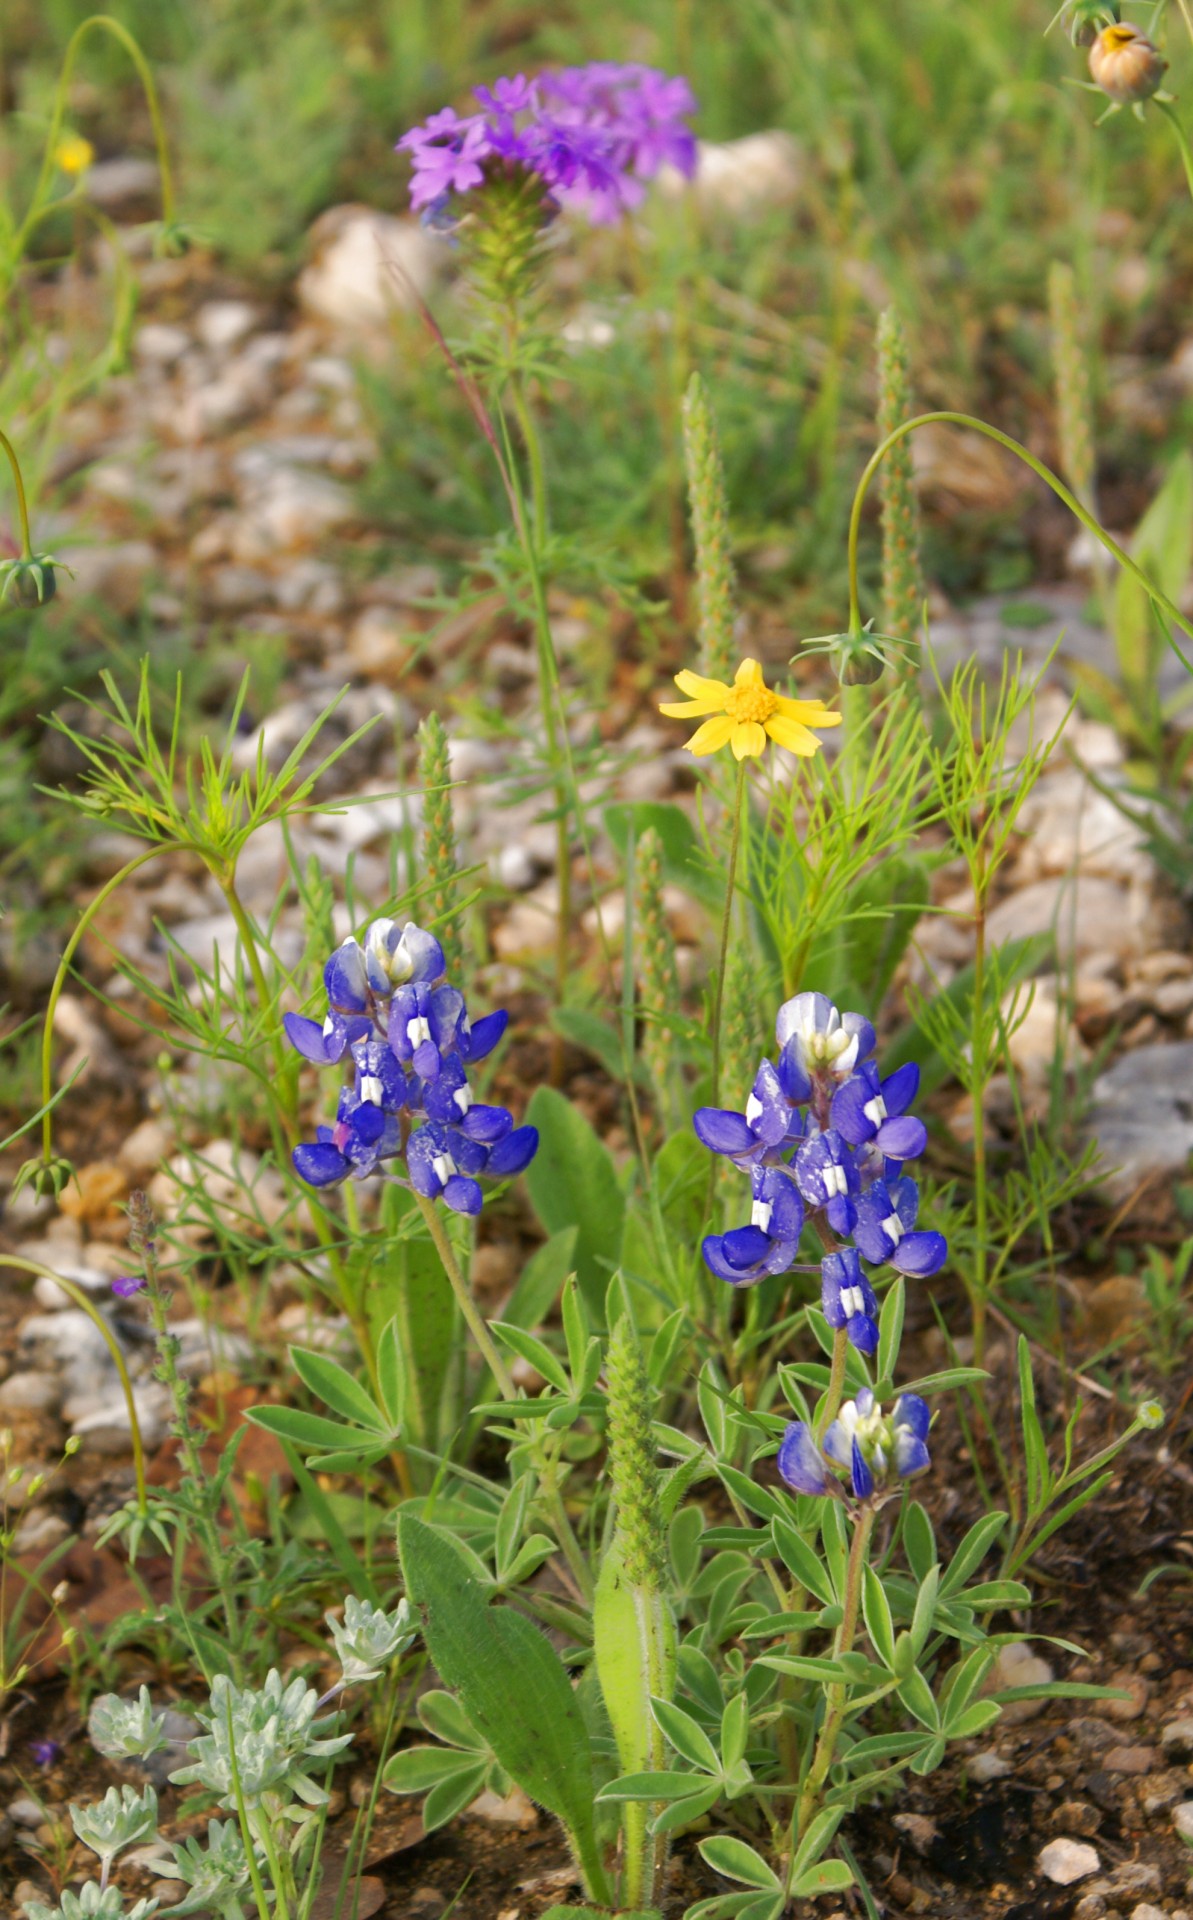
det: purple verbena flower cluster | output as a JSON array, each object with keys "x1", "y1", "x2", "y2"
[
  {"x1": 286, "y1": 920, "x2": 537, "y2": 1217},
  {"x1": 695, "y1": 992, "x2": 946, "y2": 1354},
  {"x1": 778, "y1": 1388, "x2": 931, "y2": 1504},
  {"x1": 398, "y1": 64, "x2": 697, "y2": 226}
]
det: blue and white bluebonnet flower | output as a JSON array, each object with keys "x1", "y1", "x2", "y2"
[
  {"x1": 701, "y1": 1166, "x2": 804, "y2": 1286},
  {"x1": 693, "y1": 988, "x2": 945, "y2": 1348},
  {"x1": 852, "y1": 1177, "x2": 947, "y2": 1277},
  {"x1": 776, "y1": 991, "x2": 875, "y2": 1086},
  {"x1": 777, "y1": 1388, "x2": 931, "y2": 1503},
  {"x1": 286, "y1": 919, "x2": 537, "y2": 1214},
  {"x1": 820, "y1": 1248, "x2": 879, "y2": 1355},
  {"x1": 830, "y1": 1060, "x2": 927, "y2": 1166}
]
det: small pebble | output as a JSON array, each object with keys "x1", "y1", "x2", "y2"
[
  {"x1": 1131, "y1": 1906, "x2": 1166, "y2": 1920},
  {"x1": 1052, "y1": 1800, "x2": 1101, "y2": 1836},
  {"x1": 408, "y1": 1892, "x2": 446, "y2": 1919},
  {"x1": 1105, "y1": 1670, "x2": 1151, "y2": 1722},
  {"x1": 1111, "y1": 1864, "x2": 1163, "y2": 1898},
  {"x1": 969, "y1": 1750, "x2": 1013, "y2": 1783},
  {"x1": 1105, "y1": 1745, "x2": 1156, "y2": 1774},
  {"x1": 1038, "y1": 1838, "x2": 1101, "y2": 1885},
  {"x1": 1073, "y1": 1898, "x2": 1107, "y2": 1920},
  {"x1": 8, "y1": 1796, "x2": 46, "y2": 1828},
  {"x1": 1174, "y1": 1801, "x2": 1193, "y2": 1841},
  {"x1": 1161, "y1": 1717, "x2": 1193, "y2": 1760}
]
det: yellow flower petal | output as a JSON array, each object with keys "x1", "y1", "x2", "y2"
[
  {"x1": 733, "y1": 657, "x2": 764, "y2": 688},
  {"x1": 659, "y1": 697, "x2": 726, "y2": 718},
  {"x1": 684, "y1": 713, "x2": 736, "y2": 756},
  {"x1": 773, "y1": 693, "x2": 843, "y2": 727},
  {"x1": 766, "y1": 713, "x2": 824, "y2": 756},
  {"x1": 673, "y1": 668, "x2": 731, "y2": 702},
  {"x1": 730, "y1": 720, "x2": 767, "y2": 759},
  {"x1": 657, "y1": 691, "x2": 730, "y2": 721}
]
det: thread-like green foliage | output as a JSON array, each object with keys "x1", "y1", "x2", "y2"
[
  {"x1": 634, "y1": 827, "x2": 680, "y2": 1115},
  {"x1": 876, "y1": 309, "x2": 922, "y2": 665},
  {"x1": 417, "y1": 713, "x2": 463, "y2": 979},
  {"x1": 1048, "y1": 262, "x2": 1095, "y2": 508},
  {"x1": 682, "y1": 373, "x2": 737, "y2": 682},
  {"x1": 604, "y1": 1319, "x2": 666, "y2": 1589}
]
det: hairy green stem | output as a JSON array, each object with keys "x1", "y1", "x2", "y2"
[
  {"x1": 793, "y1": 1505, "x2": 874, "y2": 1845},
  {"x1": 412, "y1": 1191, "x2": 517, "y2": 1401},
  {"x1": 847, "y1": 411, "x2": 1193, "y2": 672}
]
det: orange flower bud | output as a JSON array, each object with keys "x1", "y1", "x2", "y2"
[{"x1": 1088, "y1": 23, "x2": 1167, "y2": 104}]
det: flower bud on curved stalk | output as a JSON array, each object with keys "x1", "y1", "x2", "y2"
[{"x1": 1088, "y1": 24, "x2": 1167, "y2": 104}]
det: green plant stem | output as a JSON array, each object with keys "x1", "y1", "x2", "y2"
[
  {"x1": 970, "y1": 857, "x2": 990, "y2": 1371},
  {"x1": 17, "y1": 13, "x2": 175, "y2": 259},
  {"x1": 818, "y1": 1327, "x2": 850, "y2": 1444},
  {"x1": 536, "y1": 1436, "x2": 594, "y2": 1602},
  {"x1": 0, "y1": 430, "x2": 33, "y2": 556},
  {"x1": 846, "y1": 411, "x2": 1193, "y2": 673},
  {"x1": 1157, "y1": 101, "x2": 1193, "y2": 206},
  {"x1": 793, "y1": 1504, "x2": 875, "y2": 1846},
  {"x1": 511, "y1": 375, "x2": 548, "y2": 548},
  {"x1": 701, "y1": 759, "x2": 748, "y2": 1242},
  {"x1": 0, "y1": 1257, "x2": 146, "y2": 1511},
  {"x1": 411, "y1": 1191, "x2": 517, "y2": 1401},
  {"x1": 38, "y1": 844, "x2": 172, "y2": 1167}
]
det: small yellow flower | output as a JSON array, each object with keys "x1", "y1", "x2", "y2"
[
  {"x1": 54, "y1": 134, "x2": 95, "y2": 177},
  {"x1": 659, "y1": 656, "x2": 842, "y2": 761}
]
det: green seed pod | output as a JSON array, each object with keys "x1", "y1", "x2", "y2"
[
  {"x1": 635, "y1": 828, "x2": 680, "y2": 1116},
  {"x1": 417, "y1": 713, "x2": 463, "y2": 979},
  {"x1": 603, "y1": 1319, "x2": 667, "y2": 1589},
  {"x1": 876, "y1": 309, "x2": 922, "y2": 669},
  {"x1": 682, "y1": 373, "x2": 737, "y2": 683},
  {"x1": 0, "y1": 554, "x2": 59, "y2": 607}
]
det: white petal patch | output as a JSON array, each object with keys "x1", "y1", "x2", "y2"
[
  {"x1": 745, "y1": 1093, "x2": 763, "y2": 1125},
  {"x1": 453, "y1": 1085, "x2": 473, "y2": 1115},
  {"x1": 882, "y1": 1212, "x2": 904, "y2": 1244},
  {"x1": 825, "y1": 1163, "x2": 848, "y2": 1197},
  {"x1": 407, "y1": 1016, "x2": 432, "y2": 1049},
  {"x1": 862, "y1": 1094, "x2": 887, "y2": 1128},
  {"x1": 840, "y1": 1284, "x2": 864, "y2": 1318},
  {"x1": 322, "y1": 1015, "x2": 337, "y2": 1038},
  {"x1": 431, "y1": 1152, "x2": 457, "y2": 1185},
  {"x1": 751, "y1": 1199, "x2": 774, "y2": 1233},
  {"x1": 360, "y1": 1074, "x2": 384, "y2": 1106}
]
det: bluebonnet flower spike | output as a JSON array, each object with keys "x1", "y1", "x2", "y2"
[{"x1": 779, "y1": 1389, "x2": 932, "y2": 1503}]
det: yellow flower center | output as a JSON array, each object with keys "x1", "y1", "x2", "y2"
[
  {"x1": 726, "y1": 682, "x2": 778, "y2": 726},
  {"x1": 1103, "y1": 24, "x2": 1137, "y2": 46}
]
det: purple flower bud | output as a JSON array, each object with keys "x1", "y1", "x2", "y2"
[{"x1": 111, "y1": 1274, "x2": 146, "y2": 1298}]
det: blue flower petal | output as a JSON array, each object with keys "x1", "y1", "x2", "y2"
[
  {"x1": 777, "y1": 1422, "x2": 829, "y2": 1496},
  {"x1": 846, "y1": 1310, "x2": 879, "y2": 1356},
  {"x1": 694, "y1": 1108, "x2": 757, "y2": 1157},
  {"x1": 462, "y1": 1008, "x2": 508, "y2": 1061},
  {"x1": 851, "y1": 1437, "x2": 874, "y2": 1500},
  {"x1": 459, "y1": 1103, "x2": 514, "y2": 1144},
  {"x1": 486, "y1": 1125, "x2": 538, "y2": 1177},
  {"x1": 293, "y1": 1142, "x2": 349, "y2": 1187},
  {"x1": 283, "y1": 1013, "x2": 343, "y2": 1065},
  {"x1": 875, "y1": 1115, "x2": 927, "y2": 1163},
  {"x1": 324, "y1": 939, "x2": 369, "y2": 1013},
  {"x1": 890, "y1": 1231, "x2": 947, "y2": 1277},
  {"x1": 443, "y1": 1174, "x2": 483, "y2": 1215},
  {"x1": 893, "y1": 1393, "x2": 931, "y2": 1441},
  {"x1": 882, "y1": 1061, "x2": 920, "y2": 1118}
]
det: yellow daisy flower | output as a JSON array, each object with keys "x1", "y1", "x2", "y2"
[
  {"x1": 659, "y1": 657, "x2": 842, "y2": 761},
  {"x1": 54, "y1": 135, "x2": 95, "y2": 177}
]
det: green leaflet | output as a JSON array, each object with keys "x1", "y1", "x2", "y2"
[{"x1": 397, "y1": 1513, "x2": 611, "y2": 1906}]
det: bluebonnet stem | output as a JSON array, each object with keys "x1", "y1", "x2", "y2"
[
  {"x1": 778, "y1": 1389, "x2": 932, "y2": 1504},
  {"x1": 286, "y1": 918, "x2": 537, "y2": 1216},
  {"x1": 399, "y1": 64, "x2": 697, "y2": 227},
  {"x1": 695, "y1": 988, "x2": 945, "y2": 1359}
]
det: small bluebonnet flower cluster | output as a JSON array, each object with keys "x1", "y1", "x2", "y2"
[
  {"x1": 778, "y1": 1389, "x2": 932, "y2": 1504},
  {"x1": 695, "y1": 991, "x2": 946, "y2": 1355},
  {"x1": 286, "y1": 920, "x2": 537, "y2": 1216},
  {"x1": 399, "y1": 65, "x2": 697, "y2": 226}
]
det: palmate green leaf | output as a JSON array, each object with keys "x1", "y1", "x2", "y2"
[
  {"x1": 491, "y1": 1320, "x2": 571, "y2": 1395},
  {"x1": 288, "y1": 1345, "x2": 390, "y2": 1431},
  {"x1": 902, "y1": 1503, "x2": 936, "y2": 1584},
  {"x1": 418, "y1": 1690, "x2": 485, "y2": 1751},
  {"x1": 946, "y1": 1700, "x2": 1002, "y2": 1738},
  {"x1": 876, "y1": 1278, "x2": 905, "y2": 1385},
  {"x1": 383, "y1": 1745, "x2": 482, "y2": 1793},
  {"x1": 862, "y1": 1564, "x2": 897, "y2": 1669},
  {"x1": 246, "y1": 1405, "x2": 376, "y2": 1452},
  {"x1": 698, "y1": 1835, "x2": 780, "y2": 1890},
  {"x1": 524, "y1": 1088, "x2": 625, "y2": 1318},
  {"x1": 422, "y1": 1760, "x2": 490, "y2": 1831},
  {"x1": 650, "y1": 1780, "x2": 723, "y2": 1836},
  {"x1": 375, "y1": 1315, "x2": 406, "y2": 1430},
  {"x1": 596, "y1": 1770, "x2": 710, "y2": 1803},
  {"x1": 1017, "y1": 1336, "x2": 1050, "y2": 1513},
  {"x1": 651, "y1": 1697, "x2": 720, "y2": 1774},
  {"x1": 938, "y1": 1511, "x2": 1008, "y2": 1597},
  {"x1": 770, "y1": 1519, "x2": 836, "y2": 1607},
  {"x1": 792, "y1": 1860, "x2": 854, "y2": 1898},
  {"x1": 397, "y1": 1515, "x2": 606, "y2": 1900},
  {"x1": 791, "y1": 1804, "x2": 844, "y2": 1879}
]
